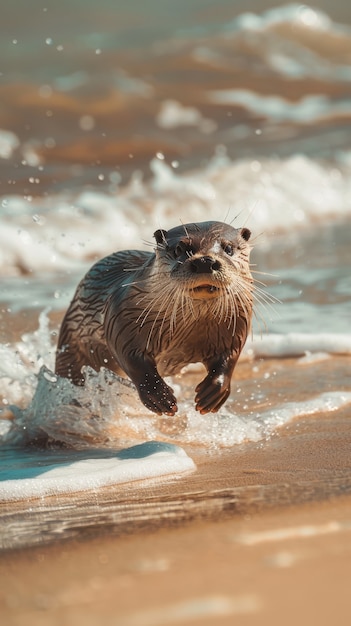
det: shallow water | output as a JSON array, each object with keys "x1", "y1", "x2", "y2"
[{"x1": 1, "y1": 0, "x2": 351, "y2": 548}]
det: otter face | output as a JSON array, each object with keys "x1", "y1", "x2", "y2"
[{"x1": 154, "y1": 221, "x2": 252, "y2": 300}]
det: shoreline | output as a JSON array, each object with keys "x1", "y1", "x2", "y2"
[{"x1": 2, "y1": 398, "x2": 351, "y2": 552}]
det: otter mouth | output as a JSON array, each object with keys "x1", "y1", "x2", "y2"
[
  {"x1": 190, "y1": 283, "x2": 221, "y2": 299},
  {"x1": 193, "y1": 284, "x2": 219, "y2": 294}
]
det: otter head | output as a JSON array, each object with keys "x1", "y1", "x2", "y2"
[{"x1": 154, "y1": 221, "x2": 252, "y2": 300}]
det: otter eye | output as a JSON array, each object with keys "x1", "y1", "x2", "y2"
[{"x1": 223, "y1": 244, "x2": 234, "y2": 256}]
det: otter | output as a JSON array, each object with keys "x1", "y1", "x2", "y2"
[{"x1": 55, "y1": 221, "x2": 253, "y2": 415}]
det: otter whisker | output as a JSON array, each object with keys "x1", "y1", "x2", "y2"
[
  {"x1": 250, "y1": 268, "x2": 278, "y2": 279},
  {"x1": 250, "y1": 282, "x2": 281, "y2": 333},
  {"x1": 136, "y1": 284, "x2": 172, "y2": 328},
  {"x1": 247, "y1": 232, "x2": 264, "y2": 245},
  {"x1": 252, "y1": 302, "x2": 270, "y2": 334},
  {"x1": 229, "y1": 277, "x2": 253, "y2": 326},
  {"x1": 145, "y1": 287, "x2": 177, "y2": 350},
  {"x1": 160, "y1": 286, "x2": 183, "y2": 341},
  {"x1": 139, "y1": 279, "x2": 177, "y2": 345},
  {"x1": 122, "y1": 268, "x2": 174, "y2": 287},
  {"x1": 180, "y1": 221, "x2": 190, "y2": 239},
  {"x1": 252, "y1": 283, "x2": 281, "y2": 306},
  {"x1": 222, "y1": 284, "x2": 237, "y2": 332},
  {"x1": 252, "y1": 293, "x2": 279, "y2": 324},
  {"x1": 235, "y1": 287, "x2": 251, "y2": 322},
  {"x1": 142, "y1": 238, "x2": 158, "y2": 248}
]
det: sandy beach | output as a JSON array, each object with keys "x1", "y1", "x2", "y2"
[
  {"x1": 1, "y1": 387, "x2": 351, "y2": 625},
  {"x1": 2, "y1": 488, "x2": 351, "y2": 626}
]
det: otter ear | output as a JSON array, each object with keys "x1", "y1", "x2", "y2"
[
  {"x1": 240, "y1": 228, "x2": 251, "y2": 242},
  {"x1": 154, "y1": 229, "x2": 168, "y2": 246}
]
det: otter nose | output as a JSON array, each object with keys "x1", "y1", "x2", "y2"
[{"x1": 190, "y1": 256, "x2": 221, "y2": 274}]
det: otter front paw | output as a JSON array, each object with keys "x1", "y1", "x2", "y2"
[
  {"x1": 195, "y1": 374, "x2": 231, "y2": 414},
  {"x1": 138, "y1": 376, "x2": 178, "y2": 416}
]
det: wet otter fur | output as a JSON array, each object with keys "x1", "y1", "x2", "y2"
[{"x1": 55, "y1": 221, "x2": 253, "y2": 415}]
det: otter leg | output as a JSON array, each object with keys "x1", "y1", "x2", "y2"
[
  {"x1": 123, "y1": 354, "x2": 178, "y2": 416},
  {"x1": 195, "y1": 354, "x2": 237, "y2": 414},
  {"x1": 55, "y1": 343, "x2": 86, "y2": 385}
]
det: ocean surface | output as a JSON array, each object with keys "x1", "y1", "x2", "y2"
[{"x1": 0, "y1": 0, "x2": 351, "y2": 537}]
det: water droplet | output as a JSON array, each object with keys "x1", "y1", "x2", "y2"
[
  {"x1": 39, "y1": 84, "x2": 53, "y2": 98},
  {"x1": 79, "y1": 114, "x2": 95, "y2": 131},
  {"x1": 44, "y1": 137, "x2": 56, "y2": 148},
  {"x1": 43, "y1": 371, "x2": 58, "y2": 383},
  {"x1": 250, "y1": 160, "x2": 261, "y2": 172},
  {"x1": 45, "y1": 37, "x2": 53, "y2": 45},
  {"x1": 109, "y1": 171, "x2": 121, "y2": 184}
]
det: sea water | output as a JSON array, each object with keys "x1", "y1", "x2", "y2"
[{"x1": 0, "y1": 1, "x2": 351, "y2": 507}]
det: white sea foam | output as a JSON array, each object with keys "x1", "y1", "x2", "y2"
[
  {"x1": 1, "y1": 154, "x2": 351, "y2": 277},
  {"x1": 246, "y1": 333, "x2": 351, "y2": 357},
  {"x1": 227, "y1": 4, "x2": 335, "y2": 34},
  {"x1": 156, "y1": 99, "x2": 217, "y2": 133},
  {"x1": 0, "y1": 129, "x2": 19, "y2": 159},
  {"x1": 162, "y1": 4, "x2": 346, "y2": 84},
  {"x1": 208, "y1": 90, "x2": 351, "y2": 124},
  {"x1": 0, "y1": 441, "x2": 196, "y2": 502},
  {"x1": 216, "y1": 4, "x2": 351, "y2": 83},
  {"x1": 0, "y1": 310, "x2": 55, "y2": 407},
  {"x1": 2, "y1": 361, "x2": 351, "y2": 451}
]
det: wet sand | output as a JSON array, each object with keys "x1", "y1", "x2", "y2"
[
  {"x1": 1, "y1": 395, "x2": 351, "y2": 625},
  {"x1": 1, "y1": 491, "x2": 351, "y2": 625}
]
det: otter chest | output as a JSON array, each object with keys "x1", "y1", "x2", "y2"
[{"x1": 154, "y1": 319, "x2": 232, "y2": 377}]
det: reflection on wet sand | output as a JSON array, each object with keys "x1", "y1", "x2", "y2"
[
  {"x1": 1, "y1": 383, "x2": 351, "y2": 551},
  {"x1": 1, "y1": 454, "x2": 351, "y2": 625}
]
